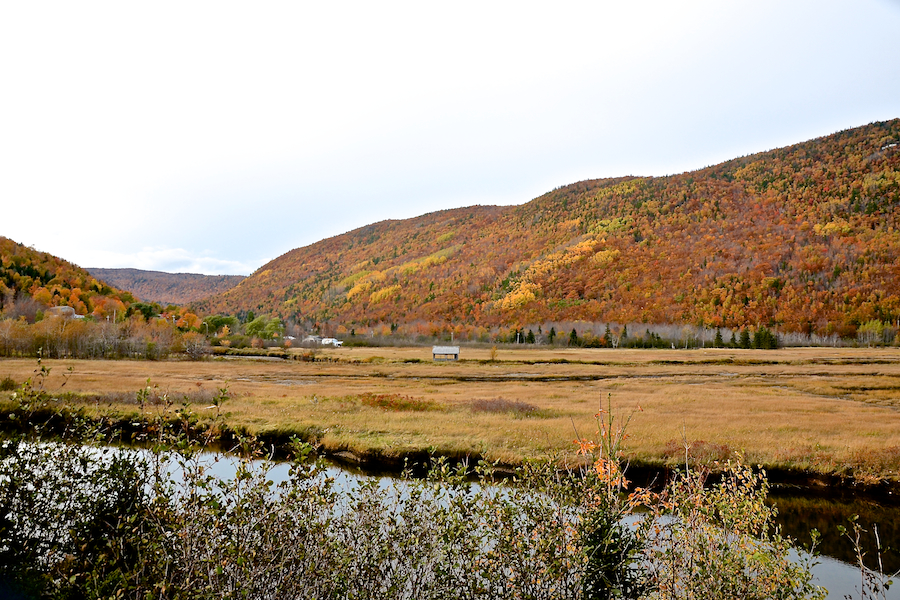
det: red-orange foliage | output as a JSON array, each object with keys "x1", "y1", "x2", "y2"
[
  {"x1": 1, "y1": 237, "x2": 134, "y2": 317},
  {"x1": 193, "y1": 119, "x2": 900, "y2": 336}
]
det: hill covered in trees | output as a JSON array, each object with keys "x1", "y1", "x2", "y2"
[
  {"x1": 1, "y1": 237, "x2": 134, "y2": 320},
  {"x1": 199, "y1": 118, "x2": 899, "y2": 338},
  {"x1": 88, "y1": 268, "x2": 245, "y2": 306}
]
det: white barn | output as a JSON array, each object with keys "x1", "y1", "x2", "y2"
[{"x1": 432, "y1": 346, "x2": 459, "y2": 361}]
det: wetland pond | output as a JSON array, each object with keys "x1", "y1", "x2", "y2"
[
  {"x1": 190, "y1": 450, "x2": 900, "y2": 599},
  {"x1": 5, "y1": 440, "x2": 897, "y2": 599}
]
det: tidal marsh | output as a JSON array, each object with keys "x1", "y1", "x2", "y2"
[{"x1": 1, "y1": 346, "x2": 899, "y2": 482}]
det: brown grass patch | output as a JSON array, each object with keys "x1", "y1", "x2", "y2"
[
  {"x1": 358, "y1": 392, "x2": 439, "y2": 412},
  {"x1": 1, "y1": 347, "x2": 899, "y2": 479},
  {"x1": 467, "y1": 398, "x2": 555, "y2": 418}
]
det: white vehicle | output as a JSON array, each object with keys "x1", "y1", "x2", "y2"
[{"x1": 321, "y1": 337, "x2": 343, "y2": 347}]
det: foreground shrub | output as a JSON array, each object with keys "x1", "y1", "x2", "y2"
[
  {"x1": 645, "y1": 462, "x2": 825, "y2": 600},
  {"x1": 0, "y1": 439, "x2": 608, "y2": 599}
]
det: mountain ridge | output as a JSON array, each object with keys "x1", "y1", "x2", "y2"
[
  {"x1": 195, "y1": 119, "x2": 900, "y2": 337},
  {"x1": 88, "y1": 268, "x2": 245, "y2": 306}
]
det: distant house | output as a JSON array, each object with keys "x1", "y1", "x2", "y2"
[
  {"x1": 302, "y1": 335, "x2": 322, "y2": 347},
  {"x1": 432, "y1": 346, "x2": 459, "y2": 361},
  {"x1": 46, "y1": 306, "x2": 83, "y2": 319},
  {"x1": 301, "y1": 335, "x2": 343, "y2": 347}
]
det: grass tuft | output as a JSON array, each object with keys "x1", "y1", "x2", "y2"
[
  {"x1": 68, "y1": 388, "x2": 224, "y2": 406},
  {"x1": 359, "y1": 392, "x2": 439, "y2": 412},
  {"x1": 468, "y1": 397, "x2": 556, "y2": 419}
]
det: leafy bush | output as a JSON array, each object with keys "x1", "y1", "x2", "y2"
[
  {"x1": 0, "y1": 376, "x2": 15, "y2": 391},
  {"x1": 0, "y1": 438, "x2": 631, "y2": 599},
  {"x1": 644, "y1": 461, "x2": 825, "y2": 600}
]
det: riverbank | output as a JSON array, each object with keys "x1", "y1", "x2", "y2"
[{"x1": 1, "y1": 347, "x2": 899, "y2": 490}]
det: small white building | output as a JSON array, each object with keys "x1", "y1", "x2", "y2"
[{"x1": 432, "y1": 346, "x2": 459, "y2": 361}]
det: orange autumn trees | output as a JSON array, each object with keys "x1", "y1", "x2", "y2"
[
  {"x1": 195, "y1": 118, "x2": 898, "y2": 337},
  {"x1": 1, "y1": 237, "x2": 134, "y2": 318}
]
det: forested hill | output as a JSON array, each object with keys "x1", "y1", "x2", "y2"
[
  {"x1": 0, "y1": 237, "x2": 134, "y2": 318},
  {"x1": 195, "y1": 119, "x2": 900, "y2": 336},
  {"x1": 88, "y1": 268, "x2": 245, "y2": 306}
]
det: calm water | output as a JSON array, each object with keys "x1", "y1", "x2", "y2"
[
  {"x1": 200, "y1": 454, "x2": 899, "y2": 600},
  {"x1": 770, "y1": 488, "x2": 899, "y2": 599},
  {"x1": 11, "y1": 442, "x2": 899, "y2": 599}
]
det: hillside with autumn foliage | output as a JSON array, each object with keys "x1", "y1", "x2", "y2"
[
  {"x1": 88, "y1": 268, "x2": 245, "y2": 306},
  {"x1": 195, "y1": 119, "x2": 900, "y2": 338},
  {"x1": 1, "y1": 237, "x2": 135, "y2": 319}
]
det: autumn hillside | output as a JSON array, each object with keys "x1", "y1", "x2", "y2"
[
  {"x1": 1, "y1": 237, "x2": 134, "y2": 319},
  {"x1": 88, "y1": 268, "x2": 245, "y2": 306},
  {"x1": 195, "y1": 119, "x2": 900, "y2": 336}
]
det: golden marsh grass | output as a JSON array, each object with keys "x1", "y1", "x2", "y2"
[{"x1": 2, "y1": 346, "x2": 899, "y2": 479}]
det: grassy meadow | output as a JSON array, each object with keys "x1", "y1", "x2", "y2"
[{"x1": 2, "y1": 346, "x2": 899, "y2": 482}]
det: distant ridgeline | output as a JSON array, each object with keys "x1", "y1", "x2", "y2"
[
  {"x1": 87, "y1": 268, "x2": 246, "y2": 306},
  {"x1": 193, "y1": 119, "x2": 900, "y2": 339},
  {"x1": 0, "y1": 237, "x2": 134, "y2": 318}
]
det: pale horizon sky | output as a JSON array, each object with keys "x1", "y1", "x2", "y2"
[{"x1": 2, "y1": 1, "x2": 899, "y2": 275}]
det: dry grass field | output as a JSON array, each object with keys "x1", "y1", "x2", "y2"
[{"x1": 2, "y1": 346, "x2": 900, "y2": 481}]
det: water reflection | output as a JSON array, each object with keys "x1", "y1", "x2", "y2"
[
  {"x1": 11, "y1": 441, "x2": 898, "y2": 600},
  {"x1": 200, "y1": 453, "x2": 899, "y2": 600},
  {"x1": 771, "y1": 489, "x2": 899, "y2": 575}
]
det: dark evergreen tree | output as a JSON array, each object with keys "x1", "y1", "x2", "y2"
[{"x1": 753, "y1": 327, "x2": 778, "y2": 349}]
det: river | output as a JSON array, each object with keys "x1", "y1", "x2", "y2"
[
  {"x1": 4, "y1": 440, "x2": 897, "y2": 599},
  {"x1": 200, "y1": 452, "x2": 899, "y2": 600}
]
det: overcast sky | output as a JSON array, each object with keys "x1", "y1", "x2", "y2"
[{"x1": 2, "y1": 1, "x2": 899, "y2": 275}]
